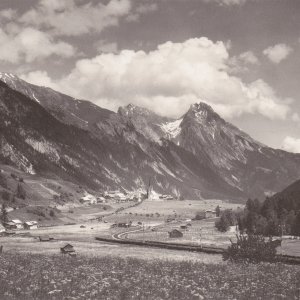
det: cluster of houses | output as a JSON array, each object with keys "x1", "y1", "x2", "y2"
[
  {"x1": 2, "y1": 219, "x2": 38, "y2": 230},
  {"x1": 79, "y1": 190, "x2": 144, "y2": 205},
  {"x1": 159, "y1": 194, "x2": 174, "y2": 200},
  {"x1": 103, "y1": 191, "x2": 144, "y2": 203}
]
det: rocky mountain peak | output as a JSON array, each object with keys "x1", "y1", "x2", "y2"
[
  {"x1": 185, "y1": 102, "x2": 223, "y2": 124},
  {"x1": 118, "y1": 103, "x2": 153, "y2": 118},
  {"x1": 0, "y1": 72, "x2": 19, "y2": 87}
]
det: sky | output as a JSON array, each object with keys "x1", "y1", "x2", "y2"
[{"x1": 1, "y1": 0, "x2": 300, "y2": 151}]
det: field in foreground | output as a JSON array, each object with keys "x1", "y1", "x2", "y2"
[{"x1": 0, "y1": 253, "x2": 299, "y2": 300}]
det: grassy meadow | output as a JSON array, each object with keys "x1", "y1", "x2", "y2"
[{"x1": 0, "y1": 253, "x2": 299, "y2": 300}]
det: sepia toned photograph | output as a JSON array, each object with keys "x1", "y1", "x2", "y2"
[{"x1": 0, "y1": 0, "x2": 299, "y2": 299}]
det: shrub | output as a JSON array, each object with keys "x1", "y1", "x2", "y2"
[
  {"x1": 215, "y1": 209, "x2": 237, "y2": 232},
  {"x1": 49, "y1": 210, "x2": 55, "y2": 217},
  {"x1": 223, "y1": 234, "x2": 279, "y2": 263},
  {"x1": 194, "y1": 211, "x2": 205, "y2": 220}
]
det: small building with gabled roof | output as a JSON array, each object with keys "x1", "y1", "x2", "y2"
[
  {"x1": 60, "y1": 244, "x2": 75, "y2": 255},
  {"x1": 24, "y1": 221, "x2": 38, "y2": 230},
  {"x1": 5, "y1": 219, "x2": 24, "y2": 230},
  {"x1": 168, "y1": 229, "x2": 183, "y2": 238}
]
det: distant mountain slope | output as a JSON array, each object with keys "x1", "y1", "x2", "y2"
[
  {"x1": 0, "y1": 72, "x2": 113, "y2": 131},
  {"x1": 0, "y1": 78, "x2": 242, "y2": 199},
  {"x1": 2, "y1": 72, "x2": 300, "y2": 201},
  {"x1": 176, "y1": 103, "x2": 300, "y2": 198},
  {"x1": 269, "y1": 178, "x2": 300, "y2": 212}
]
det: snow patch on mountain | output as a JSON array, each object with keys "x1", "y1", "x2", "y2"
[
  {"x1": 0, "y1": 72, "x2": 17, "y2": 88},
  {"x1": 160, "y1": 119, "x2": 182, "y2": 139},
  {"x1": 32, "y1": 93, "x2": 40, "y2": 103}
]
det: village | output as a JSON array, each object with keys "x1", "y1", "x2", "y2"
[{"x1": 0, "y1": 186, "x2": 248, "y2": 258}]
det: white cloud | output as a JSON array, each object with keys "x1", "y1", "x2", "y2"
[
  {"x1": 239, "y1": 51, "x2": 259, "y2": 65},
  {"x1": 0, "y1": 27, "x2": 75, "y2": 64},
  {"x1": 20, "y1": 71, "x2": 60, "y2": 90},
  {"x1": 281, "y1": 136, "x2": 300, "y2": 153},
  {"x1": 263, "y1": 43, "x2": 293, "y2": 64},
  {"x1": 23, "y1": 37, "x2": 293, "y2": 120},
  {"x1": 202, "y1": 0, "x2": 247, "y2": 6},
  {"x1": 229, "y1": 51, "x2": 259, "y2": 73},
  {"x1": 18, "y1": 0, "x2": 132, "y2": 36},
  {"x1": 0, "y1": 8, "x2": 16, "y2": 20},
  {"x1": 292, "y1": 113, "x2": 300, "y2": 122},
  {"x1": 126, "y1": 2, "x2": 158, "y2": 22}
]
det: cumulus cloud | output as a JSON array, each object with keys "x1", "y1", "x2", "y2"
[
  {"x1": 281, "y1": 136, "x2": 300, "y2": 153},
  {"x1": 0, "y1": 27, "x2": 75, "y2": 64},
  {"x1": 22, "y1": 37, "x2": 293, "y2": 120},
  {"x1": 239, "y1": 51, "x2": 259, "y2": 65},
  {"x1": 263, "y1": 43, "x2": 293, "y2": 64},
  {"x1": 229, "y1": 51, "x2": 259, "y2": 73}
]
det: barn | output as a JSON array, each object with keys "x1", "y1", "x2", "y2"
[
  {"x1": 168, "y1": 229, "x2": 183, "y2": 238},
  {"x1": 5, "y1": 219, "x2": 23, "y2": 230},
  {"x1": 24, "y1": 221, "x2": 38, "y2": 230},
  {"x1": 60, "y1": 244, "x2": 75, "y2": 255}
]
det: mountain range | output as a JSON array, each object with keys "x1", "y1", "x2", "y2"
[{"x1": 1, "y1": 72, "x2": 300, "y2": 201}]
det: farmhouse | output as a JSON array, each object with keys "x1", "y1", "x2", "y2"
[
  {"x1": 39, "y1": 236, "x2": 53, "y2": 242},
  {"x1": 205, "y1": 210, "x2": 217, "y2": 219},
  {"x1": 5, "y1": 219, "x2": 23, "y2": 229},
  {"x1": 24, "y1": 221, "x2": 38, "y2": 230},
  {"x1": 96, "y1": 196, "x2": 106, "y2": 203},
  {"x1": 60, "y1": 244, "x2": 75, "y2": 255},
  {"x1": 168, "y1": 229, "x2": 183, "y2": 238},
  {"x1": 80, "y1": 192, "x2": 97, "y2": 205}
]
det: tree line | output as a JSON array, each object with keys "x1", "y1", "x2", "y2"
[{"x1": 215, "y1": 197, "x2": 300, "y2": 236}]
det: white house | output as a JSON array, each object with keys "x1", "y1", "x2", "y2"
[
  {"x1": 24, "y1": 221, "x2": 38, "y2": 230},
  {"x1": 80, "y1": 192, "x2": 97, "y2": 205},
  {"x1": 6, "y1": 219, "x2": 24, "y2": 229}
]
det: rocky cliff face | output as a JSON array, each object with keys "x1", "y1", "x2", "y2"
[{"x1": 1, "y1": 73, "x2": 300, "y2": 201}]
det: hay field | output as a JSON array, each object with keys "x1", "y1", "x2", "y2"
[{"x1": 121, "y1": 199, "x2": 242, "y2": 219}]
